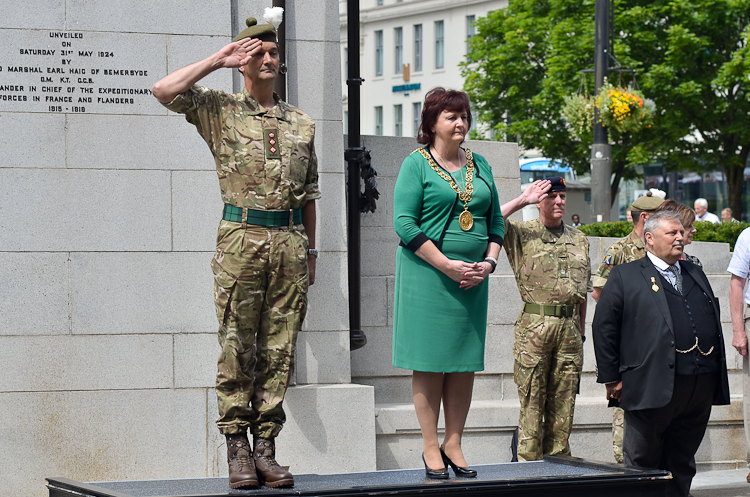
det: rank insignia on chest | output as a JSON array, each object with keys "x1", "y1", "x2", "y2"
[
  {"x1": 264, "y1": 128, "x2": 281, "y2": 160},
  {"x1": 603, "y1": 254, "x2": 613, "y2": 265}
]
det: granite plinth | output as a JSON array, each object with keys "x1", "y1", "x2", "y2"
[{"x1": 47, "y1": 456, "x2": 669, "y2": 497}]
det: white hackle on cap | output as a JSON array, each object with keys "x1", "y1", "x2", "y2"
[
  {"x1": 264, "y1": 7, "x2": 284, "y2": 30},
  {"x1": 648, "y1": 188, "x2": 667, "y2": 199}
]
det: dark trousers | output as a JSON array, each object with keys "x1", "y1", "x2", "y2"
[{"x1": 623, "y1": 373, "x2": 718, "y2": 497}]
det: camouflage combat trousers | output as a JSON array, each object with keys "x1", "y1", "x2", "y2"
[
  {"x1": 513, "y1": 311, "x2": 583, "y2": 461},
  {"x1": 612, "y1": 406, "x2": 624, "y2": 463},
  {"x1": 211, "y1": 220, "x2": 309, "y2": 438}
]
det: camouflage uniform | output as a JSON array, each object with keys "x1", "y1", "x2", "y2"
[
  {"x1": 592, "y1": 230, "x2": 646, "y2": 289},
  {"x1": 163, "y1": 85, "x2": 321, "y2": 438},
  {"x1": 504, "y1": 218, "x2": 590, "y2": 461},
  {"x1": 592, "y1": 229, "x2": 646, "y2": 463}
]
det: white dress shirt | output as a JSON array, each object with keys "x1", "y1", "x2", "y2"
[
  {"x1": 727, "y1": 226, "x2": 750, "y2": 304},
  {"x1": 647, "y1": 251, "x2": 682, "y2": 292}
]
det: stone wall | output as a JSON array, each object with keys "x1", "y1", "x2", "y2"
[{"x1": 0, "y1": 2, "x2": 374, "y2": 497}]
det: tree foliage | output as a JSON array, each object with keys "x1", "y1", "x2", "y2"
[{"x1": 463, "y1": 0, "x2": 750, "y2": 214}]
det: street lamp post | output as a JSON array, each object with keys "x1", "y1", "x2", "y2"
[{"x1": 591, "y1": 0, "x2": 612, "y2": 222}]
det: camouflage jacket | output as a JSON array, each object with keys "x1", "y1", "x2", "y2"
[
  {"x1": 592, "y1": 230, "x2": 645, "y2": 289},
  {"x1": 163, "y1": 85, "x2": 321, "y2": 210},
  {"x1": 504, "y1": 218, "x2": 591, "y2": 305}
]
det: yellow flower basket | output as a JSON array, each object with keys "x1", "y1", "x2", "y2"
[
  {"x1": 563, "y1": 78, "x2": 655, "y2": 139},
  {"x1": 594, "y1": 79, "x2": 655, "y2": 134}
]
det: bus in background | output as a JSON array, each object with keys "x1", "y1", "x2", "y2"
[
  {"x1": 520, "y1": 158, "x2": 576, "y2": 184},
  {"x1": 519, "y1": 158, "x2": 579, "y2": 221}
]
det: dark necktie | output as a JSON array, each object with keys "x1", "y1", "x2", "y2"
[{"x1": 667, "y1": 264, "x2": 682, "y2": 294}]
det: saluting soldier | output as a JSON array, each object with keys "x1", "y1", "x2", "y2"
[
  {"x1": 591, "y1": 191, "x2": 664, "y2": 463},
  {"x1": 501, "y1": 177, "x2": 591, "y2": 461},
  {"x1": 152, "y1": 13, "x2": 319, "y2": 490}
]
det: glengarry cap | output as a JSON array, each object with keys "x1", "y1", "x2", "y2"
[
  {"x1": 631, "y1": 191, "x2": 665, "y2": 212},
  {"x1": 233, "y1": 17, "x2": 277, "y2": 43}
]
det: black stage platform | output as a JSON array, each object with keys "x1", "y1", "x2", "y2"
[{"x1": 47, "y1": 456, "x2": 670, "y2": 497}]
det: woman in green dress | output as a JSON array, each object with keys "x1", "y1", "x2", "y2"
[{"x1": 392, "y1": 88, "x2": 505, "y2": 478}]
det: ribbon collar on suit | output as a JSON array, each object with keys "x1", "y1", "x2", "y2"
[{"x1": 638, "y1": 254, "x2": 713, "y2": 337}]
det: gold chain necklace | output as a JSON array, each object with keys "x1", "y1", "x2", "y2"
[
  {"x1": 450, "y1": 169, "x2": 466, "y2": 193},
  {"x1": 417, "y1": 147, "x2": 475, "y2": 231},
  {"x1": 675, "y1": 336, "x2": 715, "y2": 356}
]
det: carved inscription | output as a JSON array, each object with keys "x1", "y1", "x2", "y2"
[{"x1": 0, "y1": 31, "x2": 162, "y2": 114}]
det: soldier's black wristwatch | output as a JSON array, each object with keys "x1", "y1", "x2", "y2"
[{"x1": 307, "y1": 248, "x2": 318, "y2": 258}]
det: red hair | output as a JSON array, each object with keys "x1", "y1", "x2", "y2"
[{"x1": 417, "y1": 87, "x2": 472, "y2": 145}]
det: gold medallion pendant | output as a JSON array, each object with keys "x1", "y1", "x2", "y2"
[{"x1": 459, "y1": 209, "x2": 474, "y2": 231}]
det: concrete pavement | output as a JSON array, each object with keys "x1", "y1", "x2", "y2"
[{"x1": 692, "y1": 468, "x2": 750, "y2": 496}]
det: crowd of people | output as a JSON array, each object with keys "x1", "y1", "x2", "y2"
[{"x1": 151, "y1": 11, "x2": 746, "y2": 496}]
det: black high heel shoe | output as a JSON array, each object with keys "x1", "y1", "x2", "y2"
[
  {"x1": 422, "y1": 453, "x2": 449, "y2": 479},
  {"x1": 440, "y1": 445, "x2": 478, "y2": 478}
]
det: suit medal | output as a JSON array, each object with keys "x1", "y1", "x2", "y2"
[{"x1": 651, "y1": 276, "x2": 659, "y2": 292}]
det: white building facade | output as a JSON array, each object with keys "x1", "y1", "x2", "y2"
[{"x1": 340, "y1": 0, "x2": 508, "y2": 138}]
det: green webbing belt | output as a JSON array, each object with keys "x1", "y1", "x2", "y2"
[
  {"x1": 222, "y1": 204, "x2": 302, "y2": 226},
  {"x1": 523, "y1": 302, "x2": 579, "y2": 318}
]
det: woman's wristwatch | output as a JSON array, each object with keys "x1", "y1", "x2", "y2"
[
  {"x1": 484, "y1": 256, "x2": 497, "y2": 273},
  {"x1": 307, "y1": 248, "x2": 318, "y2": 258}
]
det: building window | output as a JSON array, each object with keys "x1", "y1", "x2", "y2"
[
  {"x1": 466, "y1": 15, "x2": 476, "y2": 53},
  {"x1": 435, "y1": 20, "x2": 444, "y2": 69},
  {"x1": 395, "y1": 104, "x2": 403, "y2": 136},
  {"x1": 395, "y1": 27, "x2": 403, "y2": 74},
  {"x1": 414, "y1": 24, "x2": 422, "y2": 72},
  {"x1": 375, "y1": 106, "x2": 383, "y2": 136},
  {"x1": 413, "y1": 102, "x2": 422, "y2": 137},
  {"x1": 375, "y1": 30, "x2": 383, "y2": 76},
  {"x1": 377, "y1": 0, "x2": 383, "y2": 5}
]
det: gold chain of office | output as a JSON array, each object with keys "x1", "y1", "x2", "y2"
[{"x1": 417, "y1": 147, "x2": 476, "y2": 231}]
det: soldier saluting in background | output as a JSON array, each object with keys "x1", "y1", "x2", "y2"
[{"x1": 500, "y1": 177, "x2": 591, "y2": 461}]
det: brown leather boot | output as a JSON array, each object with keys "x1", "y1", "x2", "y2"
[
  {"x1": 253, "y1": 437, "x2": 294, "y2": 488},
  {"x1": 226, "y1": 433, "x2": 259, "y2": 489}
]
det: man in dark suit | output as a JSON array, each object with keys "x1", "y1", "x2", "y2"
[{"x1": 593, "y1": 210, "x2": 730, "y2": 497}]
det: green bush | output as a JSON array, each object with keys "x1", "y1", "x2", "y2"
[
  {"x1": 691, "y1": 221, "x2": 750, "y2": 250},
  {"x1": 577, "y1": 221, "x2": 634, "y2": 238},
  {"x1": 578, "y1": 220, "x2": 750, "y2": 250}
]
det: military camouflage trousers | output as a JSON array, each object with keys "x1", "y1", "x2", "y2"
[
  {"x1": 513, "y1": 311, "x2": 583, "y2": 461},
  {"x1": 211, "y1": 220, "x2": 309, "y2": 438},
  {"x1": 612, "y1": 406, "x2": 624, "y2": 463}
]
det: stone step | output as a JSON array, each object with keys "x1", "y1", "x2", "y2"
[
  {"x1": 358, "y1": 368, "x2": 744, "y2": 406},
  {"x1": 373, "y1": 397, "x2": 745, "y2": 470}
]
